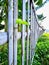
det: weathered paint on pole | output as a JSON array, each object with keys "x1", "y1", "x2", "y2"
[
  {"x1": 30, "y1": 2, "x2": 36, "y2": 65},
  {"x1": 8, "y1": 0, "x2": 13, "y2": 65},
  {"x1": 27, "y1": 0, "x2": 30, "y2": 65},
  {"x1": 13, "y1": 0, "x2": 18, "y2": 65},
  {"x1": 22, "y1": 0, "x2": 26, "y2": 65},
  {"x1": 30, "y1": 2, "x2": 34, "y2": 65}
]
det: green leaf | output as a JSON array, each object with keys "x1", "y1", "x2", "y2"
[
  {"x1": 16, "y1": 19, "x2": 29, "y2": 25},
  {"x1": 36, "y1": 0, "x2": 42, "y2": 6},
  {"x1": 37, "y1": 14, "x2": 46, "y2": 20}
]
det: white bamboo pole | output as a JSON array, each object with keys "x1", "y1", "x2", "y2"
[
  {"x1": 8, "y1": 0, "x2": 13, "y2": 65},
  {"x1": 22, "y1": 0, "x2": 26, "y2": 65},
  {"x1": 30, "y1": 3, "x2": 32, "y2": 64},
  {"x1": 30, "y1": 12, "x2": 38, "y2": 64},
  {"x1": 30, "y1": 2, "x2": 36, "y2": 65},
  {"x1": 13, "y1": 0, "x2": 18, "y2": 65},
  {"x1": 27, "y1": 0, "x2": 30, "y2": 65},
  {"x1": 30, "y1": 1, "x2": 45, "y2": 64}
]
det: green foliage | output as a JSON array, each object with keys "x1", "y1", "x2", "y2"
[
  {"x1": 16, "y1": 19, "x2": 29, "y2": 25},
  {"x1": 0, "y1": 43, "x2": 8, "y2": 65},
  {"x1": 36, "y1": 0, "x2": 43, "y2": 6},
  {"x1": 0, "y1": 0, "x2": 47, "y2": 30},
  {"x1": 37, "y1": 14, "x2": 46, "y2": 21},
  {"x1": 0, "y1": 0, "x2": 8, "y2": 23},
  {"x1": 34, "y1": 0, "x2": 43, "y2": 6},
  {"x1": 0, "y1": 39, "x2": 27, "y2": 65},
  {"x1": 33, "y1": 33, "x2": 49, "y2": 65},
  {"x1": 0, "y1": 24, "x2": 5, "y2": 30},
  {"x1": 18, "y1": 0, "x2": 22, "y2": 18},
  {"x1": 18, "y1": 0, "x2": 22, "y2": 10},
  {"x1": 0, "y1": 32, "x2": 49, "y2": 65},
  {"x1": 34, "y1": 0, "x2": 37, "y2": 2},
  {"x1": 0, "y1": 0, "x2": 8, "y2": 30},
  {"x1": 17, "y1": 39, "x2": 22, "y2": 65}
]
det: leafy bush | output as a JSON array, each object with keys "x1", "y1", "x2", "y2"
[
  {"x1": 0, "y1": 33, "x2": 49, "y2": 65},
  {"x1": 0, "y1": 43, "x2": 8, "y2": 65},
  {"x1": 33, "y1": 33, "x2": 49, "y2": 65}
]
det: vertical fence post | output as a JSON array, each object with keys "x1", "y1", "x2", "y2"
[
  {"x1": 27, "y1": 0, "x2": 30, "y2": 65},
  {"x1": 8, "y1": 0, "x2": 14, "y2": 65},
  {"x1": 30, "y1": 2, "x2": 34, "y2": 65},
  {"x1": 30, "y1": 2, "x2": 32, "y2": 64},
  {"x1": 30, "y1": 2, "x2": 36, "y2": 65},
  {"x1": 22, "y1": 0, "x2": 26, "y2": 65},
  {"x1": 13, "y1": 0, "x2": 18, "y2": 65}
]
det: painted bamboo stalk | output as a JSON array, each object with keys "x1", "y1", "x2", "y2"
[
  {"x1": 27, "y1": 0, "x2": 30, "y2": 65},
  {"x1": 22, "y1": 0, "x2": 26, "y2": 65},
  {"x1": 30, "y1": 3, "x2": 32, "y2": 64},
  {"x1": 30, "y1": 2, "x2": 36, "y2": 65},
  {"x1": 8, "y1": 0, "x2": 13, "y2": 65},
  {"x1": 13, "y1": 0, "x2": 18, "y2": 65}
]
